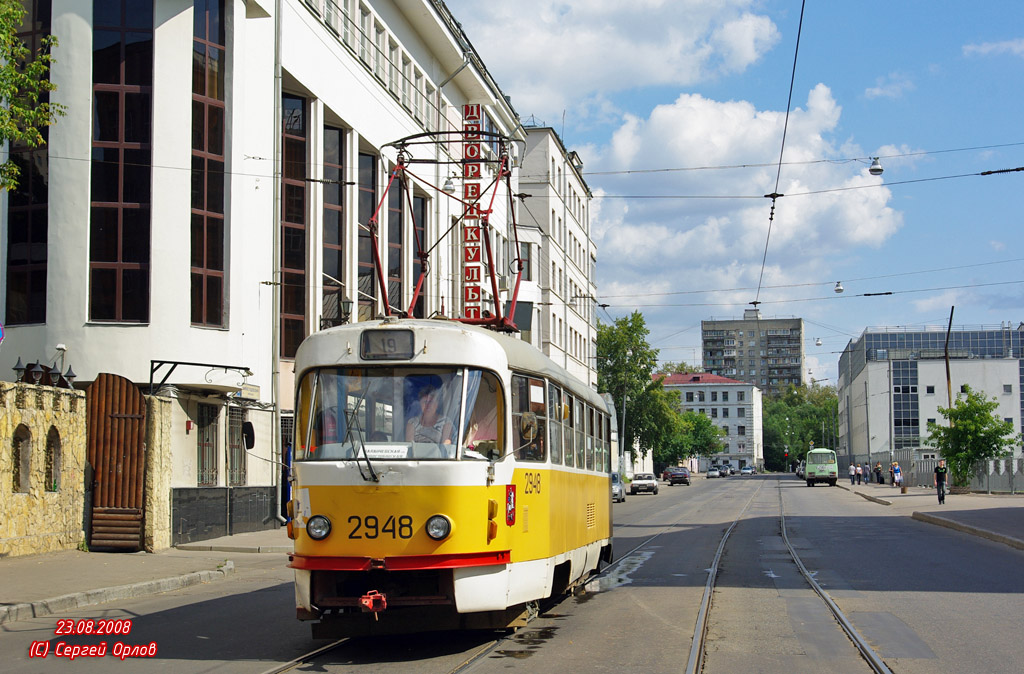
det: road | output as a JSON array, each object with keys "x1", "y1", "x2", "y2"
[{"x1": 3, "y1": 474, "x2": 1022, "y2": 673}]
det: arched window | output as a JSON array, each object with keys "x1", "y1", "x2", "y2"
[
  {"x1": 12, "y1": 424, "x2": 31, "y2": 493},
  {"x1": 45, "y1": 426, "x2": 61, "y2": 492}
]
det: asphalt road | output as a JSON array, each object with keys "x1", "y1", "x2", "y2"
[{"x1": 4, "y1": 474, "x2": 1023, "y2": 673}]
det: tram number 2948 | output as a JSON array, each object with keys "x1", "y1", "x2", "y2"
[
  {"x1": 524, "y1": 472, "x2": 542, "y2": 495},
  {"x1": 347, "y1": 515, "x2": 414, "y2": 539}
]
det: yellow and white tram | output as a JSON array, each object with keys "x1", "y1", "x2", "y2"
[{"x1": 287, "y1": 317, "x2": 614, "y2": 637}]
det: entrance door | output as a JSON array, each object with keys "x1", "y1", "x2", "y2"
[{"x1": 86, "y1": 373, "x2": 147, "y2": 550}]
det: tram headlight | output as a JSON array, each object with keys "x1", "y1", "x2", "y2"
[
  {"x1": 425, "y1": 514, "x2": 452, "y2": 540},
  {"x1": 306, "y1": 515, "x2": 332, "y2": 540}
]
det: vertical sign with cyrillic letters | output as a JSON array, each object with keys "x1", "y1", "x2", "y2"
[{"x1": 463, "y1": 104, "x2": 483, "y2": 319}]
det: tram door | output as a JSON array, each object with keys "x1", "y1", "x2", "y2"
[{"x1": 85, "y1": 373, "x2": 147, "y2": 550}]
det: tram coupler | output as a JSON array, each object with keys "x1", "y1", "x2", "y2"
[{"x1": 359, "y1": 590, "x2": 387, "y2": 620}]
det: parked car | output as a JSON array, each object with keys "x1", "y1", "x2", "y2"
[
  {"x1": 611, "y1": 472, "x2": 626, "y2": 502},
  {"x1": 740, "y1": 465, "x2": 755, "y2": 476},
  {"x1": 629, "y1": 473, "x2": 659, "y2": 495},
  {"x1": 795, "y1": 460, "x2": 806, "y2": 479},
  {"x1": 720, "y1": 462, "x2": 735, "y2": 475},
  {"x1": 706, "y1": 467, "x2": 721, "y2": 478},
  {"x1": 666, "y1": 467, "x2": 691, "y2": 485}
]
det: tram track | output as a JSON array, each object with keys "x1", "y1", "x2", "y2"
[{"x1": 684, "y1": 476, "x2": 894, "y2": 674}]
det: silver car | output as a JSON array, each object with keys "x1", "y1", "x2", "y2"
[
  {"x1": 611, "y1": 472, "x2": 626, "y2": 502},
  {"x1": 706, "y1": 467, "x2": 721, "y2": 478}
]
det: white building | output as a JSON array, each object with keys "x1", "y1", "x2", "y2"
[
  {"x1": 517, "y1": 125, "x2": 597, "y2": 390},
  {"x1": 837, "y1": 325, "x2": 1024, "y2": 467},
  {"x1": 1, "y1": 0, "x2": 525, "y2": 542},
  {"x1": 658, "y1": 372, "x2": 764, "y2": 471}
]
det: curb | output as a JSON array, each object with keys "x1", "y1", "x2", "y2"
[
  {"x1": 837, "y1": 483, "x2": 895, "y2": 506},
  {"x1": 911, "y1": 512, "x2": 1024, "y2": 552},
  {"x1": 0, "y1": 561, "x2": 235, "y2": 626},
  {"x1": 176, "y1": 544, "x2": 292, "y2": 554}
]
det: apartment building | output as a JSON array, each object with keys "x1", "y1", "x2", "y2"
[{"x1": 702, "y1": 309, "x2": 805, "y2": 397}]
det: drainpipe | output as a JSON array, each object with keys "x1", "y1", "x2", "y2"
[{"x1": 271, "y1": 0, "x2": 286, "y2": 524}]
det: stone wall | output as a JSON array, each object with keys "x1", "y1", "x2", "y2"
[
  {"x1": 144, "y1": 395, "x2": 173, "y2": 552},
  {"x1": 0, "y1": 382, "x2": 88, "y2": 557}
]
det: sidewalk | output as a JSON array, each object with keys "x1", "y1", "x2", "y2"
[
  {"x1": 0, "y1": 527, "x2": 291, "y2": 626},
  {"x1": 838, "y1": 478, "x2": 1024, "y2": 550},
  {"x1": 5, "y1": 484, "x2": 1024, "y2": 627}
]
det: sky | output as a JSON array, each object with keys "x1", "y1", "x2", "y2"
[{"x1": 443, "y1": 0, "x2": 1024, "y2": 384}]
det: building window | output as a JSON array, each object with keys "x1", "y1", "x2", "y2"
[
  {"x1": 411, "y1": 194, "x2": 427, "y2": 318},
  {"x1": 196, "y1": 403, "x2": 218, "y2": 486},
  {"x1": 322, "y1": 126, "x2": 345, "y2": 327},
  {"x1": 722, "y1": 391, "x2": 729, "y2": 402},
  {"x1": 737, "y1": 407, "x2": 745, "y2": 417},
  {"x1": 227, "y1": 407, "x2": 247, "y2": 486},
  {"x1": 926, "y1": 385, "x2": 935, "y2": 394},
  {"x1": 685, "y1": 391, "x2": 693, "y2": 402},
  {"x1": 5, "y1": 1, "x2": 52, "y2": 325},
  {"x1": 90, "y1": 0, "x2": 154, "y2": 322},
  {"x1": 386, "y1": 169, "x2": 404, "y2": 313},
  {"x1": 697, "y1": 391, "x2": 705, "y2": 402},
  {"x1": 711, "y1": 408, "x2": 718, "y2": 418},
  {"x1": 44, "y1": 427, "x2": 61, "y2": 492},
  {"x1": 357, "y1": 152, "x2": 377, "y2": 320},
  {"x1": 1004, "y1": 384, "x2": 1013, "y2": 394},
  {"x1": 711, "y1": 391, "x2": 718, "y2": 402},
  {"x1": 737, "y1": 425, "x2": 746, "y2": 436},
  {"x1": 722, "y1": 408, "x2": 729, "y2": 418},
  {"x1": 191, "y1": 0, "x2": 227, "y2": 327},
  {"x1": 281, "y1": 94, "x2": 308, "y2": 357},
  {"x1": 737, "y1": 391, "x2": 745, "y2": 402},
  {"x1": 960, "y1": 384, "x2": 968, "y2": 393},
  {"x1": 520, "y1": 242, "x2": 532, "y2": 281},
  {"x1": 927, "y1": 418, "x2": 936, "y2": 425}
]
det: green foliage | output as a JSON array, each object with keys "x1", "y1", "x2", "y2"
[
  {"x1": 657, "y1": 360, "x2": 701, "y2": 374},
  {"x1": 0, "y1": 0, "x2": 65, "y2": 190},
  {"x1": 597, "y1": 313, "x2": 725, "y2": 468},
  {"x1": 926, "y1": 385, "x2": 1021, "y2": 487},
  {"x1": 762, "y1": 383, "x2": 838, "y2": 471}
]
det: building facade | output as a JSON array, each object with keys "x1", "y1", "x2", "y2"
[
  {"x1": 837, "y1": 324, "x2": 1024, "y2": 467},
  {"x1": 702, "y1": 309, "x2": 805, "y2": 397},
  {"x1": 517, "y1": 125, "x2": 597, "y2": 389},
  {"x1": 1, "y1": 0, "x2": 530, "y2": 543},
  {"x1": 658, "y1": 372, "x2": 764, "y2": 471}
]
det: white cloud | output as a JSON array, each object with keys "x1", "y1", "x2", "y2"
[
  {"x1": 963, "y1": 39, "x2": 1024, "y2": 57},
  {"x1": 443, "y1": 0, "x2": 779, "y2": 121},
  {"x1": 864, "y1": 72, "x2": 915, "y2": 99},
  {"x1": 990, "y1": 240, "x2": 1006, "y2": 251},
  {"x1": 586, "y1": 85, "x2": 903, "y2": 319}
]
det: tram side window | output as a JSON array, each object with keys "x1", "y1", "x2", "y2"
[
  {"x1": 589, "y1": 403, "x2": 598, "y2": 467},
  {"x1": 563, "y1": 393, "x2": 575, "y2": 468},
  {"x1": 604, "y1": 414, "x2": 612, "y2": 471},
  {"x1": 463, "y1": 370, "x2": 503, "y2": 460},
  {"x1": 547, "y1": 382, "x2": 563, "y2": 465},
  {"x1": 512, "y1": 374, "x2": 546, "y2": 462},
  {"x1": 595, "y1": 411, "x2": 605, "y2": 471},
  {"x1": 574, "y1": 398, "x2": 585, "y2": 468}
]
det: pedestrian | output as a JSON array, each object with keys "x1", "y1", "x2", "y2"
[
  {"x1": 862, "y1": 463, "x2": 870, "y2": 483},
  {"x1": 855, "y1": 463, "x2": 863, "y2": 485},
  {"x1": 889, "y1": 462, "x2": 895, "y2": 487},
  {"x1": 934, "y1": 459, "x2": 948, "y2": 504},
  {"x1": 875, "y1": 462, "x2": 883, "y2": 485},
  {"x1": 893, "y1": 462, "x2": 903, "y2": 488},
  {"x1": 849, "y1": 462, "x2": 856, "y2": 485}
]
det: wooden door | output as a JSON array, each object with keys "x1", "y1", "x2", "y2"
[{"x1": 86, "y1": 373, "x2": 146, "y2": 550}]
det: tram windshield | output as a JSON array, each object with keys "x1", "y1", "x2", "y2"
[{"x1": 295, "y1": 366, "x2": 503, "y2": 461}]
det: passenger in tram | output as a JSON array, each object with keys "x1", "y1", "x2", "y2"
[{"x1": 405, "y1": 383, "x2": 454, "y2": 447}]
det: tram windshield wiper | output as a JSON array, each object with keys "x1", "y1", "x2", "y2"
[{"x1": 341, "y1": 382, "x2": 379, "y2": 482}]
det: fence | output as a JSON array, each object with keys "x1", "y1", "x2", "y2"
[{"x1": 845, "y1": 450, "x2": 1024, "y2": 494}]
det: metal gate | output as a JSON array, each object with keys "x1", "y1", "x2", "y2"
[{"x1": 86, "y1": 373, "x2": 146, "y2": 550}]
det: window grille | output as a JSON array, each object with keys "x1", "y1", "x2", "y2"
[
  {"x1": 197, "y1": 404, "x2": 219, "y2": 486},
  {"x1": 228, "y1": 407, "x2": 248, "y2": 486}
]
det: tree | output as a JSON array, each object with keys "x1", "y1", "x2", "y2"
[
  {"x1": 0, "y1": 0, "x2": 64, "y2": 190},
  {"x1": 596, "y1": 312, "x2": 659, "y2": 463},
  {"x1": 926, "y1": 385, "x2": 1021, "y2": 488},
  {"x1": 762, "y1": 384, "x2": 838, "y2": 471},
  {"x1": 658, "y1": 360, "x2": 701, "y2": 374}
]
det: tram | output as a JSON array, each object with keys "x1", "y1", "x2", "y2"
[
  {"x1": 286, "y1": 317, "x2": 615, "y2": 637},
  {"x1": 804, "y1": 447, "x2": 838, "y2": 487}
]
